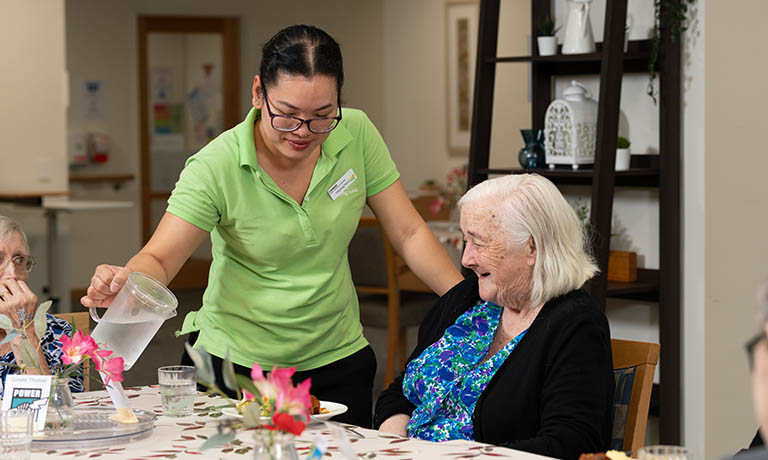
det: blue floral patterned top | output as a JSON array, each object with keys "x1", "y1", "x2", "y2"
[
  {"x1": 0, "y1": 314, "x2": 85, "y2": 398},
  {"x1": 403, "y1": 301, "x2": 527, "y2": 441}
]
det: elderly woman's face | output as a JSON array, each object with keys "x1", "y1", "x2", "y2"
[
  {"x1": 754, "y1": 323, "x2": 768, "y2": 441},
  {"x1": 0, "y1": 232, "x2": 30, "y2": 282},
  {"x1": 460, "y1": 203, "x2": 536, "y2": 308}
]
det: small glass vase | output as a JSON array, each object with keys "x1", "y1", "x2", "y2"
[
  {"x1": 252, "y1": 430, "x2": 299, "y2": 460},
  {"x1": 44, "y1": 377, "x2": 74, "y2": 431},
  {"x1": 517, "y1": 129, "x2": 545, "y2": 169}
]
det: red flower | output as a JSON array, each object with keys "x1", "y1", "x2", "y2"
[{"x1": 265, "y1": 412, "x2": 306, "y2": 435}]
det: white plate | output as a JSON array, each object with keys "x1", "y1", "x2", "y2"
[{"x1": 221, "y1": 401, "x2": 347, "y2": 422}]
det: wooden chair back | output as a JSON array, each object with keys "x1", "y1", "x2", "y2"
[
  {"x1": 53, "y1": 311, "x2": 91, "y2": 391},
  {"x1": 611, "y1": 338, "x2": 660, "y2": 452},
  {"x1": 354, "y1": 217, "x2": 402, "y2": 384}
]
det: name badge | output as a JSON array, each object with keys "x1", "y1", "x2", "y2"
[{"x1": 328, "y1": 169, "x2": 357, "y2": 201}]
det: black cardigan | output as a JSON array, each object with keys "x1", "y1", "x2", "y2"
[{"x1": 374, "y1": 275, "x2": 614, "y2": 460}]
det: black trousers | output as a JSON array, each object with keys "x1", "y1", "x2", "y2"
[{"x1": 180, "y1": 332, "x2": 376, "y2": 428}]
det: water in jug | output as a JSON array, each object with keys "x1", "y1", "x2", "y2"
[
  {"x1": 89, "y1": 272, "x2": 178, "y2": 370},
  {"x1": 562, "y1": 0, "x2": 596, "y2": 54}
]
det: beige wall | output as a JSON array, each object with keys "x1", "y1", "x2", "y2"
[
  {"x1": 700, "y1": 0, "x2": 768, "y2": 457},
  {"x1": 382, "y1": 0, "x2": 530, "y2": 191},
  {"x1": 0, "y1": 0, "x2": 67, "y2": 194}
]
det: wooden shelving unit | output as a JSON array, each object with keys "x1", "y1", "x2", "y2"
[{"x1": 466, "y1": 0, "x2": 681, "y2": 444}]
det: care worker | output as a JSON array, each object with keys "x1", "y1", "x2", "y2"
[{"x1": 80, "y1": 24, "x2": 463, "y2": 427}]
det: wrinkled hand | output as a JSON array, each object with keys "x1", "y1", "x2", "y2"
[
  {"x1": 80, "y1": 264, "x2": 132, "y2": 308},
  {"x1": 0, "y1": 279, "x2": 38, "y2": 329},
  {"x1": 378, "y1": 414, "x2": 410, "y2": 437}
]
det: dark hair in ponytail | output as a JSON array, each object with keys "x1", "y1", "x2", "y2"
[{"x1": 260, "y1": 25, "x2": 344, "y2": 94}]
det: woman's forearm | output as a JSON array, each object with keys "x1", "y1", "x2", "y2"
[
  {"x1": 378, "y1": 413, "x2": 411, "y2": 437},
  {"x1": 397, "y1": 224, "x2": 463, "y2": 296}
]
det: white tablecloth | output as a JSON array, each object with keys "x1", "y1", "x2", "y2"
[{"x1": 29, "y1": 386, "x2": 554, "y2": 459}]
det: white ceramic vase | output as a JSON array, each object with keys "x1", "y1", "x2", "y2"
[
  {"x1": 615, "y1": 148, "x2": 631, "y2": 171},
  {"x1": 562, "y1": 0, "x2": 596, "y2": 54},
  {"x1": 537, "y1": 36, "x2": 557, "y2": 56}
]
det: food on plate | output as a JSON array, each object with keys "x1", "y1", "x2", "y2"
[
  {"x1": 236, "y1": 394, "x2": 328, "y2": 416},
  {"x1": 310, "y1": 394, "x2": 321, "y2": 415}
]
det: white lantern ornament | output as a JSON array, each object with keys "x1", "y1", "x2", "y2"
[{"x1": 544, "y1": 80, "x2": 598, "y2": 170}]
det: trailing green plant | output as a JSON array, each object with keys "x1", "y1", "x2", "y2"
[
  {"x1": 536, "y1": 15, "x2": 560, "y2": 37},
  {"x1": 648, "y1": 0, "x2": 696, "y2": 103},
  {"x1": 617, "y1": 136, "x2": 631, "y2": 149}
]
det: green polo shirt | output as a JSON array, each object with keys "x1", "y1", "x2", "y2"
[{"x1": 168, "y1": 107, "x2": 399, "y2": 370}]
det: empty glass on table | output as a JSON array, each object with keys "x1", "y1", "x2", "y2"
[{"x1": 0, "y1": 409, "x2": 33, "y2": 460}]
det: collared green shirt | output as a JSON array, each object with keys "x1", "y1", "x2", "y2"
[{"x1": 169, "y1": 107, "x2": 399, "y2": 370}]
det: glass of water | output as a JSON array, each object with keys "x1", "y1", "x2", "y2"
[
  {"x1": 0, "y1": 409, "x2": 33, "y2": 460},
  {"x1": 158, "y1": 365, "x2": 197, "y2": 417}
]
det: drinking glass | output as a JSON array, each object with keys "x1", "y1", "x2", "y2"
[
  {"x1": 0, "y1": 410, "x2": 33, "y2": 460},
  {"x1": 637, "y1": 445, "x2": 691, "y2": 460},
  {"x1": 158, "y1": 365, "x2": 197, "y2": 417}
]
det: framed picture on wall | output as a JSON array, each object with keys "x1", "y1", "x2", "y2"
[{"x1": 445, "y1": 0, "x2": 478, "y2": 155}]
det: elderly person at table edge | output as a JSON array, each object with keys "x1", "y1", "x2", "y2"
[
  {"x1": 0, "y1": 215, "x2": 84, "y2": 397},
  {"x1": 734, "y1": 281, "x2": 768, "y2": 459},
  {"x1": 374, "y1": 174, "x2": 614, "y2": 460}
]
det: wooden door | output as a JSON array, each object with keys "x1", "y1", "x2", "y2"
[{"x1": 138, "y1": 16, "x2": 239, "y2": 288}]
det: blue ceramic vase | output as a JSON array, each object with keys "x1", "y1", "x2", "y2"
[{"x1": 518, "y1": 129, "x2": 545, "y2": 169}]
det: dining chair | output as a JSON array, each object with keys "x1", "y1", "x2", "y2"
[
  {"x1": 610, "y1": 338, "x2": 660, "y2": 452},
  {"x1": 350, "y1": 217, "x2": 437, "y2": 385},
  {"x1": 53, "y1": 311, "x2": 91, "y2": 391}
]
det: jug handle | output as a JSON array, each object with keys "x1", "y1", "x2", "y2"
[
  {"x1": 89, "y1": 307, "x2": 102, "y2": 323},
  {"x1": 579, "y1": 4, "x2": 588, "y2": 39}
]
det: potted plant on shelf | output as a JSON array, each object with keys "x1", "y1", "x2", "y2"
[
  {"x1": 647, "y1": 0, "x2": 697, "y2": 103},
  {"x1": 536, "y1": 15, "x2": 559, "y2": 56},
  {"x1": 571, "y1": 198, "x2": 637, "y2": 283},
  {"x1": 615, "y1": 136, "x2": 631, "y2": 171}
]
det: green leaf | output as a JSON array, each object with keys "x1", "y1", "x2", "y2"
[
  {"x1": 198, "y1": 431, "x2": 235, "y2": 450},
  {"x1": 234, "y1": 374, "x2": 261, "y2": 401},
  {"x1": 0, "y1": 330, "x2": 19, "y2": 346},
  {"x1": 0, "y1": 314, "x2": 13, "y2": 331},
  {"x1": 241, "y1": 400, "x2": 262, "y2": 427},
  {"x1": 222, "y1": 351, "x2": 240, "y2": 398},
  {"x1": 19, "y1": 338, "x2": 41, "y2": 370},
  {"x1": 34, "y1": 300, "x2": 52, "y2": 340},
  {"x1": 184, "y1": 343, "x2": 214, "y2": 385}
]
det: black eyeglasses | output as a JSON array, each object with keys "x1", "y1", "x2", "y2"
[
  {"x1": 261, "y1": 88, "x2": 342, "y2": 133},
  {"x1": 746, "y1": 329, "x2": 767, "y2": 370}
]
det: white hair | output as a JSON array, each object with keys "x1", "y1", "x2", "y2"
[
  {"x1": 458, "y1": 174, "x2": 598, "y2": 306},
  {"x1": 0, "y1": 215, "x2": 30, "y2": 253}
]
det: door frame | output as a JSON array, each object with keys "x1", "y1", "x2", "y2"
[{"x1": 137, "y1": 16, "x2": 239, "y2": 287}]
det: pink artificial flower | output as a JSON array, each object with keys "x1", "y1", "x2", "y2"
[
  {"x1": 275, "y1": 378, "x2": 311, "y2": 421},
  {"x1": 60, "y1": 331, "x2": 97, "y2": 365},
  {"x1": 430, "y1": 195, "x2": 447, "y2": 216},
  {"x1": 90, "y1": 348, "x2": 124, "y2": 384},
  {"x1": 250, "y1": 364, "x2": 297, "y2": 404},
  {"x1": 99, "y1": 356, "x2": 125, "y2": 385}
]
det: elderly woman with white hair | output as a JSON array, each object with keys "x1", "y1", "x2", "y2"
[
  {"x1": 0, "y1": 215, "x2": 84, "y2": 396},
  {"x1": 374, "y1": 174, "x2": 613, "y2": 459}
]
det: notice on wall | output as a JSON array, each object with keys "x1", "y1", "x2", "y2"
[{"x1": 81, "y1": 80, "x2": 105, "y2": 121}]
